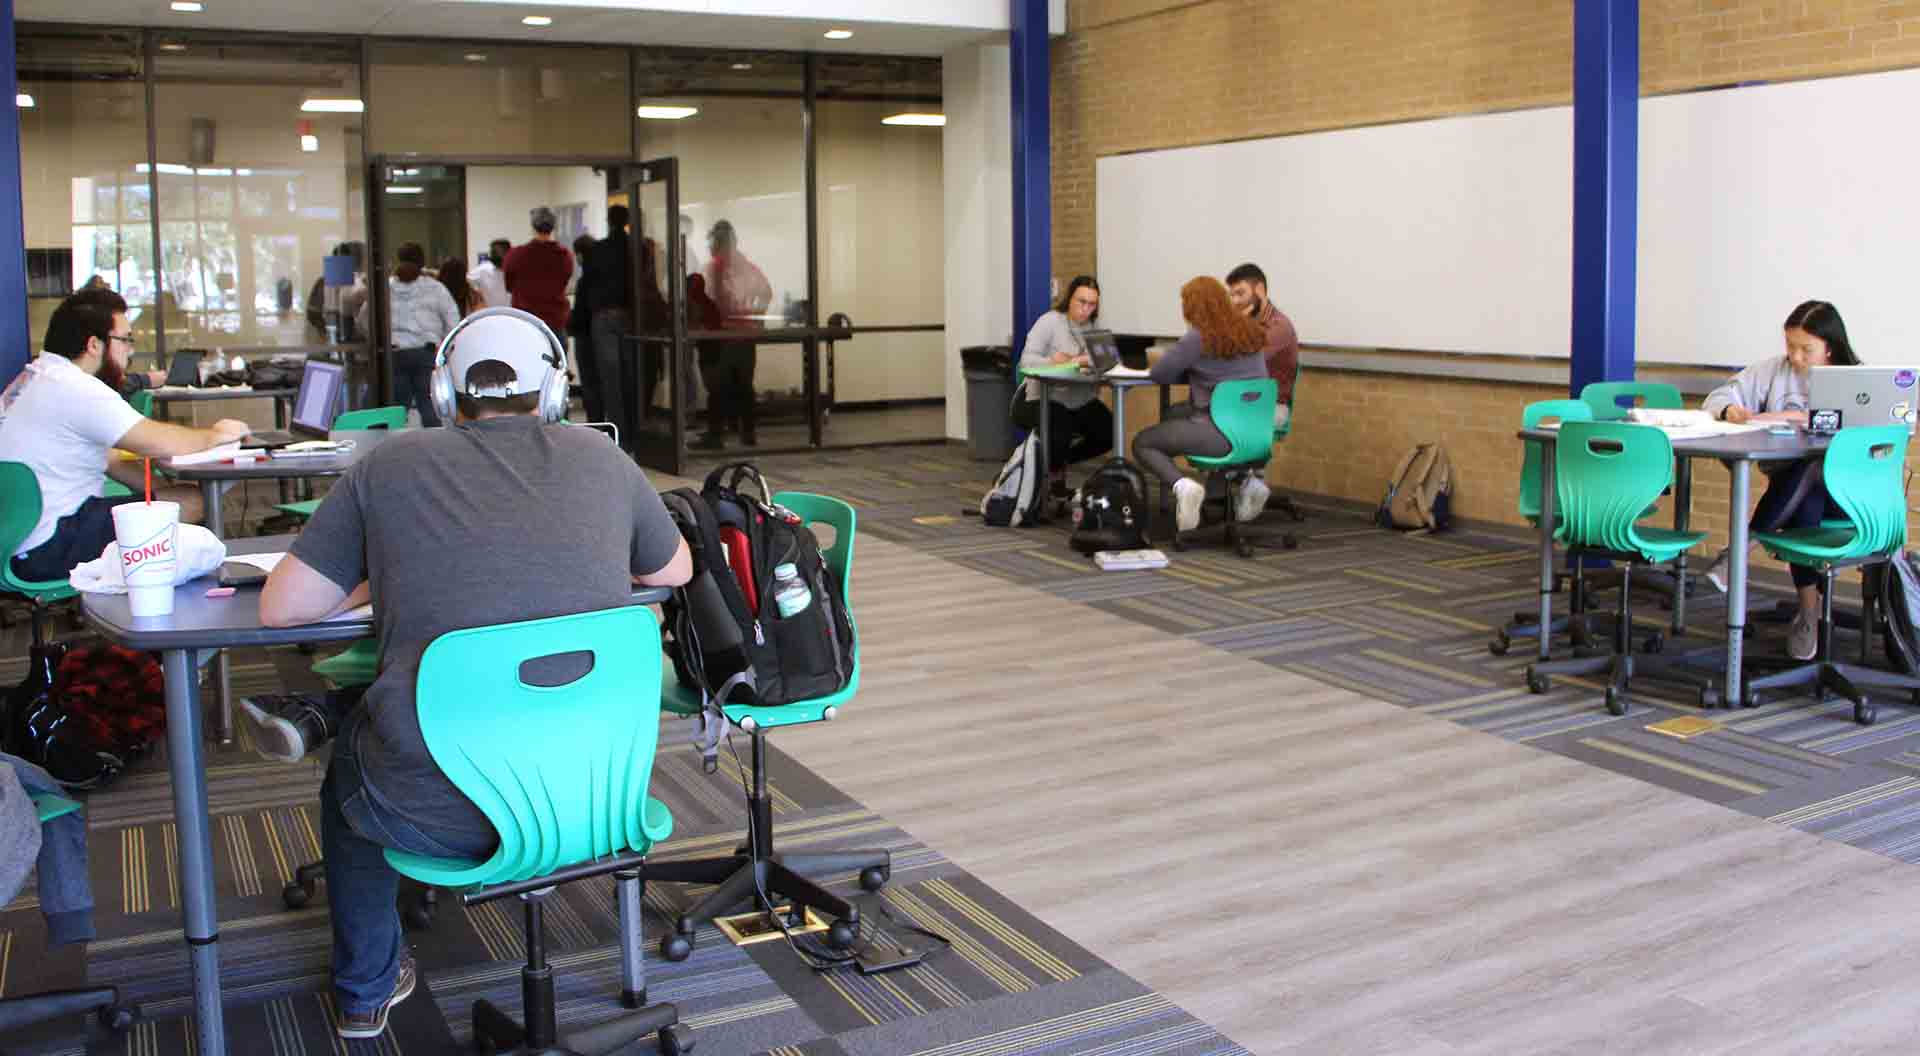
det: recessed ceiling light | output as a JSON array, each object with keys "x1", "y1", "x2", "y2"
[
  {"x1": 882, "y1": 113, "x2": 945, "y2": 127},
  {"x1": 731, "y1": 62, "x2": 752, "y2": 71},
  {"x1": 823, "y1": 29, "x2": 853, "y2": 40},
  {"x1": 300, "y1": 98, "x2": 364, "y2": 113},
  {"x1": 464, "y1": 53, "x2": 487, "y2": 62},
  {"x1": 15, "y1": 94, "x2": 33, "y2": 108},
  {"x1": 636, "y1": 105, "x2": 699, "y2": 120},
  {"x1": 522, "y1": 15, "x2": 553, "y2": 26},
  {"x1": 160, "y1": 42, "x2": 188, "y2": 51},
  {"x1": 385, "y1": 186, "x2": 424, "y2": 195},
  {"x1": 170, "y1": 1, "x2": 203, "y2": 11}
]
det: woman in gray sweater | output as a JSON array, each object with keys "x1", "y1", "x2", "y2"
[{"x1": 1014, "y1": 276, "x2": 1114, "y2": 498}]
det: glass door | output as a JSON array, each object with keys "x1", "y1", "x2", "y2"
[{"x1": 627, "y1": 158, "x2": 686, "y2": 475}]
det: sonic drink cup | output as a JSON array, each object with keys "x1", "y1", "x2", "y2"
[{"x1": 111, "y1": 501, "x2": 180, "y2": 619}]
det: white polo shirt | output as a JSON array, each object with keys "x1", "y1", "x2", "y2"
[{"x1": 0, "y1": 354, "x2": 143, "y2": 556}]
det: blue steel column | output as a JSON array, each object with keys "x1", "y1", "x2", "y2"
[
  {"x1": 1569, "y1": 0, "x2": 1638, "y2": 395},
  {"x1": 0, "y1": 0, "x2": 27, "y2": 388},
  {"x1": 1010, "y1": 0, "x2": 1051, "y2": 349}
]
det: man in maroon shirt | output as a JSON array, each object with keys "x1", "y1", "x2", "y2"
[
  {"x1": 503, "y1": 206, "x2": 574, "y2": 341},
  {"x1": 1225, "y1": 262, "x2": 1301, "y2": 522}
]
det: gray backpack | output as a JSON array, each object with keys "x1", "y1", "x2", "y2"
[
  {"x1": 981, "y1": 433, "x2": 1045, "y2": 527},
  {"x1": 1872, "y1": 552, "x2": 1920, "y2": 674}
]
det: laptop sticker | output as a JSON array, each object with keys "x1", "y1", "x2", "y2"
[{"x1": 1896, "y1": 369, "x2": 1917, "y2": 389}]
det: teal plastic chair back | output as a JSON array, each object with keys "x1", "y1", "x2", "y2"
[
  {"x1": 1579, "y1": 381, "x2": 1682, "y2": 422},
  {"x1": 127, "y1": 390, "x2": 154, "y2": 418},
  {"x1": 333, "y1": 405, "x2": 406, "y2": 431},
  {"x1": 0, "y1": 462, "x2": 77, "y2": 603},
  {"x1": 1815, "y1": 425, "x2": 1909, "y2": 559},
  {"x1": 1554, "y1": 421, "x2": 1680, "y2": 559},
  {"x1": 1189, "y1": 378, "x2": 1278, "y2": 469},
  {"x1": 31, "y1": 791, "x2": 82, "y2": 823},
  {"x1": 383, "y1": 606, "x2": 672, "y2": 889},
  {"x1": 1518, "y1": 399, "x2": 1593, "y2": 523}
]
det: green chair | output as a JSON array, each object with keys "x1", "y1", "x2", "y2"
[
  {"x1": 1743, "y1": 425, "x2": 1920, "y2": 724},
  {"x1": 1578, "y1": 381, "x2": 1683, "y2": 422},
  {"x1": 1523, "y1": 422, "x2": 1710, "y2": 715},
  {"x1": 1491, "y1": 400, "x2": 1596, "y2": 657},
  {"x1": 310, "y1": 639, "x2": 378, "y2": 688},
  {"x1": 0, "y1": 463, "x2": 80, "y2": 650},
  {"x1": 271, "y1": 406, "x2": 406, "y2": 521},
  {"x1": 1178, "y1": 378, "x2": 1289, "y2": 556},
  {"x1": 127, "y1": 390, "x2": 154, "y2": 418},
  {"x1": 651, "y1": 492, "x2": 885, "y2": 963},
  {"x1": 382, "y1": 607, "x2": 692, "y2": 1055}
]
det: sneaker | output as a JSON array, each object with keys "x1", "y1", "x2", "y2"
[
  {"x1": 238, "y1": 694, "x2": 336, "y2": 764},
  {"x1": 1233, "y1": 476, "x2": 1272, "y2": 524},
  {"x1": 1788, "y1": 611, "x2": 1818, "y2": 661},
  {"x1": 1173, "y1": 477, "x2": 1205, "y2": 534},
  {"x1": 335, "y1": 952, "x2": 416, "y2": 1040},
  {"x1": 1703, "y1": 548, "x2": 1730, "y2": 593}
]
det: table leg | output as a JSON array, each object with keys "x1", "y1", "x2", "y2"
[
  {"x1": 162, "y1": 648, "x2": 227, "y2": 1056},
  {"x1": 275, "y1": 398, "x2": 292, "y2": 504},
  {"x1": 1673, "y1": 458, "x2": 1692, "y2": 634},
  {"x1": 1536, "y1": 444, "x2": 1557, "y2": 662},
  {"x1": 1036, "y1": 383, "x2": 1053, "y2": 524},
  {"x1": 1110, "y1": 383, "x2": 1128, "y2": 462},
  {"x1": 199, "y1": 479, "x2": 234, "y2": 744},
  {"x1": 1158, "y1": 385, "x2": 1172, "y2": 525},
  {"x1": 1725, "y1": 460, "x2": 1752, "y2": 707}
]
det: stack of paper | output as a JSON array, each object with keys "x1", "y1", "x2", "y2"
[
  {"x1": 169, "y1": 442, "x2": 266, "y2": 466},
  {"x1": 1094, "y1": 549, "x2": 1170, "y2": 571},
  {"x1": 1103, "y1": 364, "x2": 1152, "y2": 379}
]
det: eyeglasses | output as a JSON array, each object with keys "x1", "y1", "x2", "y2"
[{"x1": 108, "y1": 334, "x2": 135, "y2": 345}]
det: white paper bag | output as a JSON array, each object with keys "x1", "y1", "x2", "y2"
[{"x1": 69, "y1": 523, "x2": 228, "y2": 594}]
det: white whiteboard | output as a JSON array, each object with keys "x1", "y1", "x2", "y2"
[{"x1": 1096, "y1": 67, "x2": 1920, "y2": 368}]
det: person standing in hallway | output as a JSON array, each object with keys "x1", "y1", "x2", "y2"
[
  {"x1": 503, "y1": 208, "x2": 573, "y2": 340},
  {"x1": 579, "y1": 205, "x2": 647, "y2": 445},
  {"x1": 468, "y1": 238, "x2": 512, "y2": 309},
  {"x1": 568, "y1": 233, "x2": 601, "y2": 424},
  {"x1": 696, "y1": 219, "x2": 772, "y2": 449},
  {"x1": 359, "y1": 242, "x2": 460, "y2": 428},
  {"x1": 438, "y1": 257, "x2": 484, "y2": 316},
  {"x1": 1224, "y1": 262, "x2": 1301, "y2": 522}
]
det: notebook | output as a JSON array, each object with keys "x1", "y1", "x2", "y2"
[{"x1": 1094, "y1": 548, "x2": 1170, "y2": 571}]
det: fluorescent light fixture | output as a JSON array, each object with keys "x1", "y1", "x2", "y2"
[
  {"x1": 823, "y1": 29, "x2": 853, "y2": 39},
  {"x1": 160, "y1": 43, "x2": 188, "y2": 51},
  {"x1": 195, "y1": 166, "x2": 232, "y2": 176},
  {"x1": 882, "y1": 113, "x2": 945, "y2": 127},
  {"x1": 393, "y1": 167, "x2": 419, "y2": 176},
  {"x1": 522, "y1": 15, "x2": 553, "y2": 26},
  {"x1": 385, "y1": 186, "x2": 424, "y2": 195},
  {"x1": 636, "y1": 105, "x2": 699, "y2": 120},
  {"x1": 170, "y1": 1, "x2": 204, "y2": 11},
  {"x1": 300, "y1": 134, "x2": 319, "y2": 152},
  {"x1": 301, "y1": 98, "x2": 364, "y2": 113},
  {"x1": 136, "y1": 162, "x2": 196, "y2": 175},
  {"x1": 15, "y1": 94, "x2": 32, "y2": 108},
  {"x1": 731, "y1": 62, "x2": 752, "y2": 71},
  {"x1": 464, "y1": 53, "x2": 487, "y2": 62}
]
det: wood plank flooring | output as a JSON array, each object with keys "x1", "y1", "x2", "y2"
[{"x1": 771, "y1": 535, "x2": 1920, "y2": 1053}]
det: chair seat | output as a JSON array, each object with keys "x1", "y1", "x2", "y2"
[
  {"x1": 1756, "y1": 525, "x2": 1864, "y2": 567},
  {"x1": 1188, "y1": 452, "x2": 1267, "y2": 471},
  {"x1": 312, "y1": 640, "x2": 378, "y2": 687},
  {"x1": 273, "y1": 499, "x2": 322, "y2": 519},
  {"x1": 1563, "y1": 526, "x2": 1707, "y2": 564},
  {"x1": 660, "y1": 666, "x2": 847, "y2": 729},
  {"x1": 385, "y1": 795, "x2": 674, "y2": 889}
]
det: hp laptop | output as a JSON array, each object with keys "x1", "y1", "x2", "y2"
[
  {"x1": 246, "y1": 361, "x2": 346, "y2": 448},
  {"x1": 162, "y1": 349, "x2": 204, "y2": 387},
  {"x1": 1082, "y1": 329, "x2": 1121, "y2": 373},
  {"x1": 1807, "y1": 365, "x2": 1920, "y2": 434}
]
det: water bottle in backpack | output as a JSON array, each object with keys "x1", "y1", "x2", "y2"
[{"x1": 772, "y1": 563, "x2": 813, "y2": 618}]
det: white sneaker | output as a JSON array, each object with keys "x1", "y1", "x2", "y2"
[
  {"x1": 1173, "y1": 477, "x2": 1205, "y2": 534},
  {"x1": 1788, "y1": 611, "x2": 1818, "y2": 661},
  {"x1": 1234, "y1": 476, "x2": 1272, "y2": 524},
  {"x1": 1703, "y1": 548, "x2": 1730, "y2": 593}
]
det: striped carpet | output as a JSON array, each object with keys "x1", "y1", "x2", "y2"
[{"x1": 709, "y1": 444, "x2": 1920, "y2": 869}]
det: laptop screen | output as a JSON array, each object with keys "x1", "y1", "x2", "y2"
[
  {"x1": 291, "y1": 361, "x2": 344, "y2": 433},
  {"x1": 164, "y1": 350, "x2": 203, "y2": 387}
]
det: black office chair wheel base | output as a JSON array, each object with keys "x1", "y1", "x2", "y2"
[
  {"x1": 99, "y1": 1003, "x2": 140, "y2": 1032},
  {"x1": 1171, "y1": 536, "x2": 1188, "y2": 552},
  {"x1": 282, "y1": 880, "x2": 314, "y2": 910},
  {"x1": 1854, "y1": 700, "x2": 1878, "y2": 726},
  {"x1": 859, "y1": 865, "x2": 890, "y2": 892},
  {"x1": 826, "y1": 919, "x2": 858, "y2": 950},
  {"x1": 1741, "y1": 686, "x2": 1762, "y2": 709},
  {"x1": 1697, "y1": 684, "x2": 1721, "y2": 709},
  {"x1": 1604, "y1": 686, "x2": 1628, "y2": 717},
  {"x1": 1525, "y1": 668, "x2": 1550, "y2": 695},
  {"x1": 658, "y1": 1023, "x2": 695, "y2": 1055},
  {"x1": 660, "y1": 933, "x2": 693, "y2": 962},
  {"x1": 1488, "y1": 632, "x2": 1511, "y2": 657},
  {"x1": 1235, "y1": 539, "x2": 1255, "y2": 558},
  {"x1": 1642, "y1": 632, "x2": 1665, "y2": 654}
]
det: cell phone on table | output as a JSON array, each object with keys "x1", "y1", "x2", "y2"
[{"x1": 1767, "y1": 424, "x2": 1797, "y2": 436}]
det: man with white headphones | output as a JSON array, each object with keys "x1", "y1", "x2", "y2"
[{"x1": 250, "y1": 307, "x2": 692, "y2": 1039}]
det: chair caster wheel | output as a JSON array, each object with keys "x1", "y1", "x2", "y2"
[
  {"x1": 660, "y1": 933, "x2": 693, "y2": 962},
  {"x1": 827, "y1": 919, "x2": 858, "y2": 950},
  {"x1": 658, "y1": 1023, "x2": 695, "y2": 1055},
  {"x1": 1742, "y1": 687, "x2": 1761, "y2": 709},
  {"x1": 1525, "y1": 668, "x2": 1551, "y2": 695},
  {"x1": 1642, "y1": 632, "x2": 1665, "y2": 654},
  {"x1": 859, "y1": 865, "x2": 890, "y2": 892},
  {"x1": 1855, "y1": 701, "x2": 1878, "y2": 726},
  {"x1": 1172, "y1": 537, "x2": 1188, "y2": 552},
  {"x1": 1489, "y1": 632, "x2": 1511, "y2": 657},
  {"x1": 1605, "y1": 686, "x2": 1629, "y2": 716},
  {"x1": 99, "y1": 1004, "x2": 140, "y2": 1032},
  {"x1": 1697, "y1": 684, "x2": 1720, "y2": 709},
  {"x1": 282, "y1": 881, "x2": 313, "y2": 910},
  {"x1": 1236, "y1": 540, "x2": 1255, "y2": 558}
]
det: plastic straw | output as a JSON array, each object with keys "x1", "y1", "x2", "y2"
[{"x1": 144, "y1": 458, "x2": 151, "y2": 504}]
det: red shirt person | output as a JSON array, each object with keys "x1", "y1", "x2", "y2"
[{"x1": 502, "y1": 206, "x2": 574, "y2": 337}]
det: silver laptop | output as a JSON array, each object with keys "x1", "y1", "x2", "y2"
[
  {"x1": 1082, "y1": 329, "x2": 1121, "y2": 373},
  {"x1": 1807, "y1": 365, "x2": 1920, "y2": 434}
]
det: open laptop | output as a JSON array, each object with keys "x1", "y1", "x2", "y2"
[
  {"x1": 1807, "y1": 365, "x2": 1920, "y2": 434},
  {"x1": 161, "y1": 349, "x2": 204, "y2": 388},
  {"x1": 246, "y1": 361, "x2": 346, "y2": 448},
  {"x1": 1082, "y1": 329, "x2": 1121, "y2": 373}
]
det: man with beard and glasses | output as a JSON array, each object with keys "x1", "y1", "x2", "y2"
[
  {"x1": 0, "y1": 291, "x2": 246, "y2": 581},
  {"x1": 1223, "y1": 262, "x2": 1301, "y2": 521}
]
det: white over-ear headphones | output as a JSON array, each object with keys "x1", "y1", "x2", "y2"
[{"x1": 428, "y1": 306, "x2": 571, "y2": 425}]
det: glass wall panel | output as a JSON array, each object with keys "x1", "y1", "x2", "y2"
[
  {"x1": 151, "y1": 34, "x2": 365, "y2": 349},
  {"x1": 16, "y1": 28, "x2": 155, "y2": 367},
  {"x1": 816, "y1": 56, "x2": 944, "y2": 411},
  {"x1": 369, "y1": 42, "x2": 630, "y2": 157}
]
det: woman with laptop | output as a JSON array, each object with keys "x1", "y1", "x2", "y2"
[
  {"x1": 1014, "y1": 275, "x2": 1114, "y2": 502},
  {"x1": 1700, "y1": 299, "x2": 1861, "y2": 659}
]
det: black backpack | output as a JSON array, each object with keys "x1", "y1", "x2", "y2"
[
  {"x1": 660, "y1": 463, "x2": 855, "y2": 710},
  {"x1": 1070, "y1": 460, "x2": 1149, "y2": 554},
  {"x1": 1872, "y1": 551, "x2": 1920, "y2": 674}
]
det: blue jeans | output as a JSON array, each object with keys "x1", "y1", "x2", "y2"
[
  {"x1": 1751, "y1": 458, "x2": 1834, "y2": 590},
  {"x1": 321, "y1": 709, "x2": 495, "y2": 1014}
]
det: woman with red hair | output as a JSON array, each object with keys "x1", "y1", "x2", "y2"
[{"x1": 1134, "y1": 276, "x2": 1270, "y2": 533}]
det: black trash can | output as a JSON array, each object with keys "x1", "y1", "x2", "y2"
[{"x1": 961, "y1": 345, "x2": 1016, "y2": 461}]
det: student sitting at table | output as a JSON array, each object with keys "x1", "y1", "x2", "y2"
[
  {"x1": 251, "y1": 308, "x2": 692, "y2": 1040},
  {"x1": 1700, "y1": 299, "x2": 1861, "y2": 660},
  {"x1": 0, "y1": 292, "x2": 247, "y2": 581},
  {"x1": 1132, "y1": 276, "x2": 1270, "y2": 534},
  {"x1": 1014, "y1": 275, "x2": 1113, "y2": 500}
]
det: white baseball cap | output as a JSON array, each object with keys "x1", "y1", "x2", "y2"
[{"x1": 441, "y1": 309, "x2": 561, "y2": 398}]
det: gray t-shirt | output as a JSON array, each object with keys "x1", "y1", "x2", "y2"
[{"x1": 291, "y1": 414, "x2": 683, "y2": 839}]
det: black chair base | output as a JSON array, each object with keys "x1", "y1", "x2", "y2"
[
  {"x1": 0, "y1": 986, "x2": 137, "y2": 1036},
  {"x1": 284, "y1": 859, "x2": 439, "y2": 929},
  {"x1": 650, "y1": 728, "x2": 889, "y2": 962},
  {"x1": 1522, "y1": 558, "x2": 1712, "y2": 714},
  {"x1": 1743, "y1": 563, "x2": 1920, "y2": 725},
  {"x1": 1173, "y1": 467, "x2": 1295, "y2": 556}
]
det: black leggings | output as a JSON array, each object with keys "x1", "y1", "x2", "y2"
[
  {"x1": 1012, "y1": 396, "x2": 1112, "y2": 472},
  {"x1": 1751, "y1": 457, "x2": 1834, "y2": 590}
]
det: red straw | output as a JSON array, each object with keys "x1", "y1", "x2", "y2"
[{"x1": 144, "y1": 458, "x2": 151, "y2": 504}]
